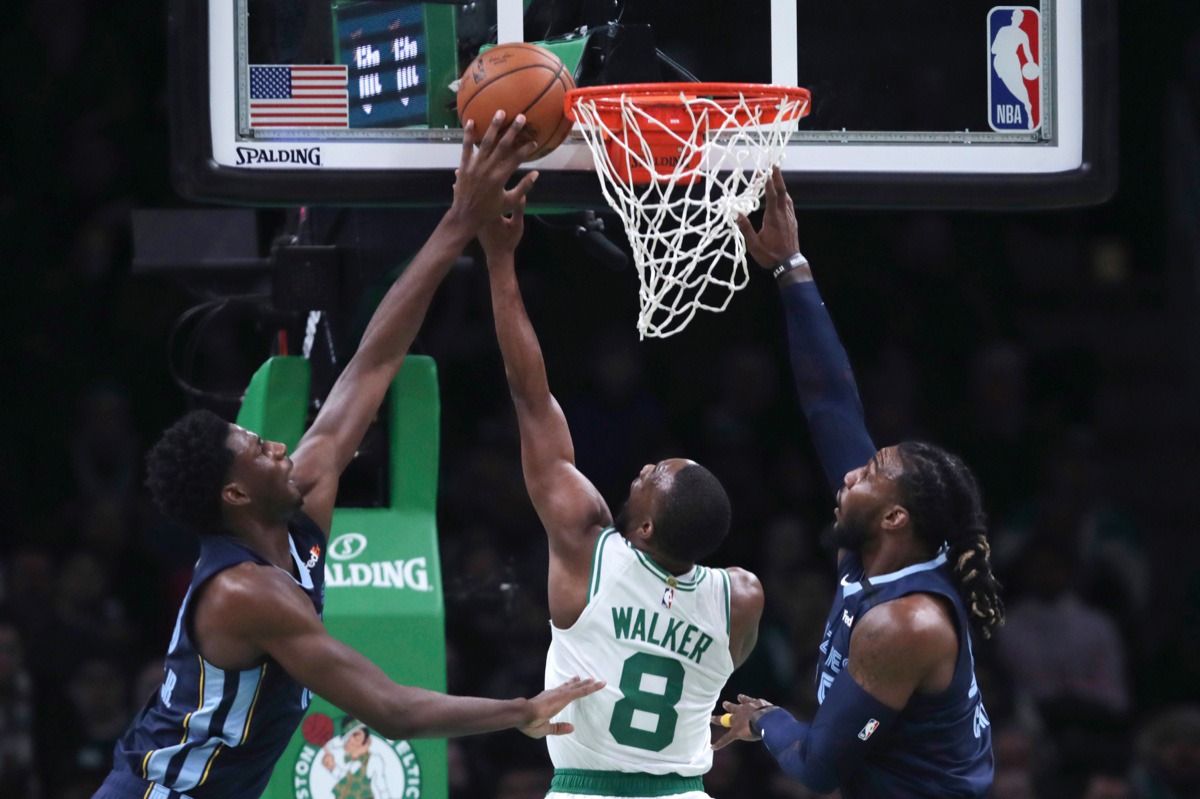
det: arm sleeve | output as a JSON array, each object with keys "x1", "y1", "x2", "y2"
[
  {"x1": 756, "y1": 669, "x2": 899, "y2": 794},
  {"x1": 780, "y1": 280, "x2": 877, "y2": 493}
]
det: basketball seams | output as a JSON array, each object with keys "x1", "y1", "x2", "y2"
[
  {"x1": 506, "y1": 42, "x2": 563, "y2": 68},
  {"x1": 519, "y1": 63, "x2": 567, "y2": 117},
  {"x1": 457, "y1": 44, "x2": 575, "y2": 159},
  {"x1": 459, "y1": 63, "x2": 561, "y2": 119},
  {"x1": 523, "y1": 65, "x2": 574, "y2": 157}
]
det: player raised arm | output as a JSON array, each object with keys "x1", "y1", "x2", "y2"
[
  {"x1": 290, "y1": 112, "x2": 540, "y2": 533},
  {"x1": 737, "y1": 168, "x2": 876, "y2": 495},
  {"x1": 200, "y1": 563, "x2": 604, "y2": 740},
  {"x1": 480, "y1": 205, "x2": 613, "y2": 623}
]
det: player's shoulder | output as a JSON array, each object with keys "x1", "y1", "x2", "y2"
[
  {"x1": 852, "y1": 593, "x2": 957, "y2": 664},
  {"x1": 723, "y1": 567, "x2": 763, "y2": 602},
  {"x1": 201, "y1": 560, "x2": 312, "y2": 629},
  {"x1": 723, "y1": 567, "x2": 764, "y2": 619}
]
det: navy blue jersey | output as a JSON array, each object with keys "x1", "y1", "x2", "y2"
[
  {"x1": 109, "y1": 513, "x2": 326, "y2": 799},
  {"x1": 816, "y1": 549, "x2": 994, "y2": 798},
  {"x1": 780, "y1": 277, "x2": 995, "y2": 797}
]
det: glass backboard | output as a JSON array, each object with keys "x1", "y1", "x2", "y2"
[{"x1": 170, "y1": 0, "x2": 1115, "y2": 207}]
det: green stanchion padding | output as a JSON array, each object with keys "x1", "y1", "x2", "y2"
[
  {"x1": 240, "y1": 356, "x2": 447, "y2": 799},
  {"x1": 237, "y1": 357, "x2": 312, "y2": 453}
]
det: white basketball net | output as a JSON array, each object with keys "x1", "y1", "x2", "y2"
[{"x1": 571, "y1": 87, "x2": 808, "y2": 338}]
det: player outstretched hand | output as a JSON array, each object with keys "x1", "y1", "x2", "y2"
[
  {"x1": 736, "y1": 167, "x2": 802, "y2": 271},
  {"x1": 519, "y1": 676, "x2": 606, "y2": 739},
  {"x1": 451, "y1": 111, "x2": 541, "y2": 232},
  {"x1": 711, "y1": 694, "x2": 776, "y2": 750},
  {"x1": 478, "y1": 200, "x2": 526, "y2": 264}
]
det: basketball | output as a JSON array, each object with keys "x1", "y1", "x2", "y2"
[
  {"x1": 301, "y1": 712, "x2": 334, "y2": 747},
  {"x1": 457, "y1": 43, "x2": 576, "y2": 161},
  {"x1": 1022, "y1": 62, "x2": 1041, "y2": 81}
]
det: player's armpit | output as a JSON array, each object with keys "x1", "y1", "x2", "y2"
[
  {"x1": 846, "y1": 594, "x2": 959, "y2": 710},
  {"x1": 727, "y1": 568, "x2": 765, "y2": 668}
]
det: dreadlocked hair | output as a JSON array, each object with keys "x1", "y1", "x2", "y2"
[
  {"x1": 145, "y1": 410, "x2": 234, "y2": 532},
  {"x1": 895, "y1": 441, "x2": 1005, "y2": 638}
]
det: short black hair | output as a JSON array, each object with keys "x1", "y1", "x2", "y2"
[
  {"x1": 652, "y1": 464, "x2": 731, "y2": 564},
  {"x1": 145, "y1": 410, "x2": 234, "y2": 532}
]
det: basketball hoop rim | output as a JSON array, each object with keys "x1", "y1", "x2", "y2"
[{"x1": 565, "y1": 82, "x2": 811, "y2": 121}]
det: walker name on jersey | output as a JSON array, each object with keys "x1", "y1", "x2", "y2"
[
  {"x1": 324, "y1": 558, "x2": 431, "y2": 590},
  {"x1": 611, "y1": 606, "x2": 716, "y2": 665}
]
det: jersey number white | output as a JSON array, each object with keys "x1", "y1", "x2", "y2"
[{"x1": 608, "y1": 653, "x2": 685, "y2": 751}]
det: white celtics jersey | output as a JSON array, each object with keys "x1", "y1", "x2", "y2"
[{"x1": 546, "y1": 528, "x2": 734, "y2": 776}]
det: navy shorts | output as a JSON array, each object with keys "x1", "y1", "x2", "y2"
[{"x1": 93, "y1": 771, "x2": 195, "y2": 799}]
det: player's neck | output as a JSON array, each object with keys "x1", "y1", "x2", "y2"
[
  {"x1": 628, "y1": 537, "x2": 694, "y2": 576},
  {"x1": 859, "y1": 536, "x2": 928, "y2": 579},
  {"x1": 225, "y1": 513, "x2": 295, "y2": 573}
]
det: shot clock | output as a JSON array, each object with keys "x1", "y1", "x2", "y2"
[{"x1": 331, "y1": 0, "x2": 459, "y2": 129}]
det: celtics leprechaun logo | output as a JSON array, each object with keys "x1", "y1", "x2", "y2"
[{"x1": 294, "y1": 714, "x2": 422, "y2": 799}]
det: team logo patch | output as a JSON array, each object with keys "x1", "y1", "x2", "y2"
[
  {"x1": 988, "y1": 6, "x2": 1041, "y2": 132},
  {"x1": 295, "y1": 713, "x2": 423, "y2": 799},
  {"x1": 857, "y1": 718, "x2": 880, "y2": 741}
]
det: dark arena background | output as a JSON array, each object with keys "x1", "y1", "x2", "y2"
[{"x1": 3, "y1": 1, "x2": 1200, "y2": 798}]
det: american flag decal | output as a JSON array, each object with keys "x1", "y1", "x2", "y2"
[{"x1": 249, "y1": 65, "x2": 349, "y2": 128}]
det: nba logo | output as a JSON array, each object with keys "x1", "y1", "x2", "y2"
[{"x1": 988, "y1": 6, "x2": 1041, "y2": 132}]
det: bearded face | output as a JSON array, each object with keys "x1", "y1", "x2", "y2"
[{"x1": 821, "y1": 516, "x2": 871, "y2": 554}]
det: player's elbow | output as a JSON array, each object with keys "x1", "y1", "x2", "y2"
[
  {"x1": 783, "y1": 758, "x2": 839, "y2": 795},
  {"x1": 777, "y1": 745, "x2": 840, "y2": 794}
]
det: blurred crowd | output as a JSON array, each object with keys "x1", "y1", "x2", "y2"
[{"x1": 3, "y1": 1, "x2": 1200, "y2": 799}]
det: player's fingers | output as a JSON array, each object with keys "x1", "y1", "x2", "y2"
[
  {"x1": 736, "y1": 215, "x2": 760, "y2": 247},
  {"x1": 513, "y1": 136, "x2": 540, "y2": 164},
  {"x1": 460, "y1": 120, "x2": 477, "y2": 167},
  {"x1": 712, "y1": 731, "x2": 736, "y2": 751},
  {"x1": 479, "y1": 110, "x2": 507, "y2": 154},
  {"x1": 722, "y1": 700, "x2": 739, "y2": 712},
  {"x1": 711, "y1": 715, "x2": 725, "y2": 727},
  {"x1": 569, "y1": 678, "x2": 605, "y2": 697},
  {"x1": 772, "y1": 165, "x2": 787, "y2": 196},
  {"x1": 546, "y1": 722, "x2": 574, "y2": 736},
  {"x1": 504, "y1": 171, "x2": 540, "y2": 207},
  {"x1": 496, "y1": 113, "x2": 528, "y2": 153},
  {"x1": 763, "y1": 176, "x2": 781, "y2": 214}
]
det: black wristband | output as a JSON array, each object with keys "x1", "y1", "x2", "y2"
[
  {"x1": 772, "y1": 252, "x2": 808, "y2": 280},
  {"x1": 750, "y1": 706, "x2": 782, "y2": 738}
]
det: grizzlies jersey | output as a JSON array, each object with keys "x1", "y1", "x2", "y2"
[
  {"x1": 817, "y1": 549, "x2": 994, "y2": 799},
  {"x1": 546, "y1": 528, "x2": 734, "y2": 776},
  {"x1": 110, "y1": 513, "x2": 326, "y2": 799}
]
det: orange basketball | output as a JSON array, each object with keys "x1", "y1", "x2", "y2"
[{"x1": 457, "y1": 43, "x2": 576, "y2": 161}]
